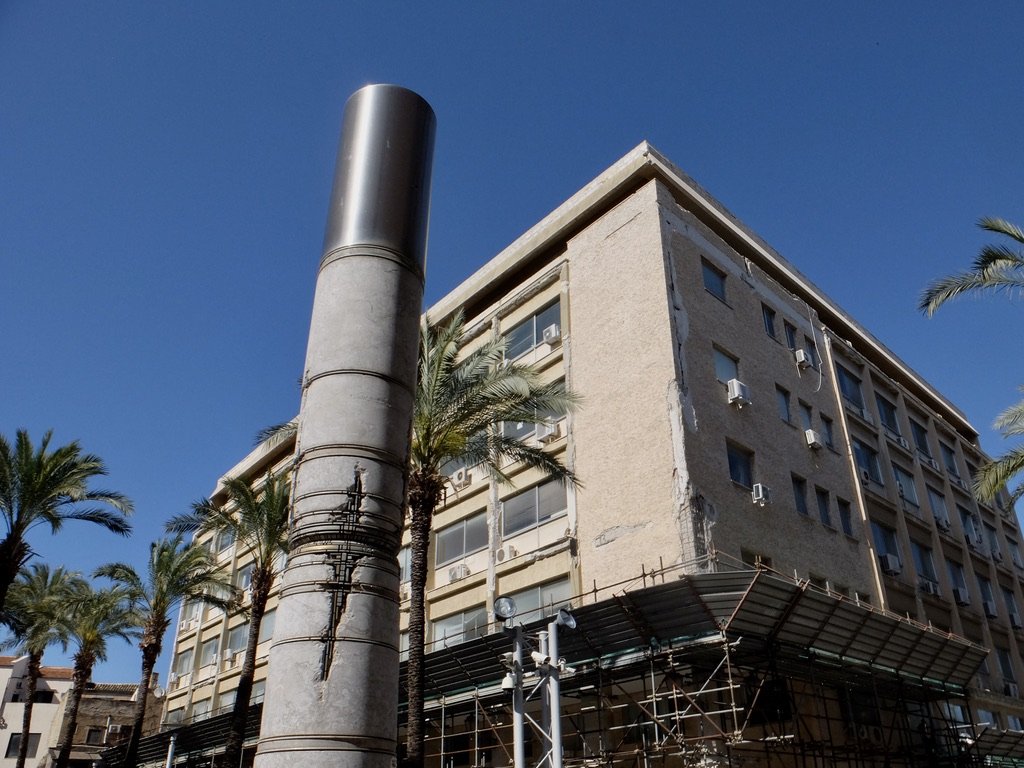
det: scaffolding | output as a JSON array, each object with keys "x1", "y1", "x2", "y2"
[{"x1": 407, "y1": 565, "x2": 1023, "y2": 768}]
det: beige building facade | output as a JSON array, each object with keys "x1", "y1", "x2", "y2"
[
  {"x1": 0, "y1": 656, "x2": 73, "y2": 768},
  {"x1": 160, "y1": 143, "x2": 1024, "y2": 763}
]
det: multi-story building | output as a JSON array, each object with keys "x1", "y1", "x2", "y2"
[
  {"x1": 0, "y1": 656, "x2": 73, "y2": 768},
  {"x1": 155, "y1": 142, "x2": 1024, "y2": 767}
]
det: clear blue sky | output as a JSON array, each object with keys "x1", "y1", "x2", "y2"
[{"x1": 2, "y1": 3, "x2": 1022, "y2": 681}]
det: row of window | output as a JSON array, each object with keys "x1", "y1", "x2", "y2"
[
  {"x1": 431, "y1": 479, "x2": 567, "y2": 568},
  {"x1": 173, "y1": 612, "x2": 274, "y2": 676}
]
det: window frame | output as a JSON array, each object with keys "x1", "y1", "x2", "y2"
[
  {"x1": 501, "y1": 480, "x2": 568, "y2": 538},
  {"x1": 727, "y1": 442, "x2": 754, "y2": 489},
  {"x1": 701, "y1": 259, "x2": 727, "y2": 302}
]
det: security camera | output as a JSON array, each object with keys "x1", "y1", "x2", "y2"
[
  {"x1": 501, "y1": 672, "x2": 516, "y2": 691},
  {"x1": 531, "y1": 651, "x2": 551, "y2": 667},
  {"x1": 558, "y1": 659, "x2": 577, "y2": 676}
]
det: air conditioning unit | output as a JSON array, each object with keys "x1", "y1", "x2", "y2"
[
  {"x1": 953, "y1": 475, "x2": 968, "y2": 490},
  {"x1": 793, "y1": 349, "x2": 812, "y2": 369},
  {"x1": 179, "y1": 618, "x2": 196, "y2": 631},
  {"x1": 108, "y1": 724, "x2": 122, "y2": 735},
  {"x1": 448, "y1": 564, "x2": 471, "y2": 583},
  {"x1": 896, "y1": 436, "x2": 911, "y2": 451},
  {"x1": 1005, "y1": 682, "x2": 1020, "y2": 698},
  {"x1": 896, "y1": 482, "x2": 906, "y2": 499},
  {"x1": 993, "y1": 549, "x2": 1005, "y2": 563},
  {"x1": 952, "y1": 586, "x2": 971, "y2": 606},
  {"x1": 878, "y1": 553, "x2": 901, "y2": 576},
  {"x1": 496, "y1": 544, "x2": 518, "y2": 563},
  {"x1": 751, "y1": 483, "x2": 771, "y2": 506},
  {"x1": 919, "y1": 580, "x2": 940, "y2": 597},
  {"x1": 856, "y1": 406, "x2": 873, "y2": 425},
  {"x1": 399, "y1": 583, "x2": 410, "y2": 601},
  {"x1": 727, "y1": 379, "x2": 751, "y2": 407},
  {"x1": 859, "y1": 468, "x2": 873, "y2": 485},
  {"x1": 535, "y1": 421, "x2": 559, "y2": 443},
  {"x1": 984, "y1": 600, "x2": 999, "y2": 618},
  {"x1": 923, "y1": 456, "x2": 939, "y2": 471},
  {"x1": 222, "y1": 648, "x2": 234, "y2": 662},
  {"x1": 542, "y1": 324, "x2": 561, "y2": 345},
  {"x1": 805, "y1": 429, "x2": 823, "y2": 449},
  {"x1": 168, "y1": 673, "x2": 178, "y2": 684},
  {"x1": 451, "y1": 467, "x2": 473, "y2": 490},
  {"x1": 936, "y1": 517, "x2": 951, "y2": 532}
]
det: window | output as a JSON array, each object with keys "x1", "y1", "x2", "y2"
[
  {"x1": 910, "y1": 540, "x2": 938, "y2": 586},
  {"x1": 727, "y1": 443, "x2": 754, "y2": 488},
  {"x1": 701, "y1": 259, "x2": 727, "y2": 301},
  {"x1": 996, "y1": 646, "x2": 1016, "y2": 682},
  {"x1": 258, "y1": 609, "x2": 276, "y2": 644},
  {"x1": 86, "y1": 728, "x2": 106, "y2": 746},
  {"x1": 776, "y1": 386, "x2": 791, "y2": 423},
  {"x1": 940, "y1": 442, "x2": 960, "y2": 478},
  {"x1": 837, "y1": 498, "x2": 854, "y2": 536},
  {"x1": 871, "y1": 521, "x2": 901, "y2": 561},
  {"x1": 1008, "y1": 714, "x2": 1024, "y2": 731},
  {"x1": 909, "y1": 419, "x2": 931, "y2": 458},
  {"x1": 192, "y1": 698, "x2": 212, "y2": 719},
  {"x1": 199, "y1": 637, "x2": 219, "y2": 668},
  {"x1": 217, "y1": 689, "x2": 237, "y2": 711},
  {"x1": 227, "y1": 624, "x2": 249, "y2": 655},
  {"x1": 437, "y1": 511, "x2": 488, "y2": 564},
  {"x1": 792, "y1": 476, "x2": 809, "y2": 516},
  {"x1": 173, "y1": 648, "x2": 193, "y2": 675},
  {"x1": 947, "y1": 560, "x2": 967, "y2": 590},
  {"x1": 978, "y1": 574, "x2": 996, "y2": 606},
  {"x1": 960, "y1": 506, "x2": 981, "y2": 544},
  {"x1": 985, "y1": 523, "x2": 1001, "y2": 559},
  {"x1": 798, "y1": 402, "x2": 813, "y2": 431},
  {"x1": 762, "y1": 304, "x2": 777, "y2": 338},
  {"x1": 815, "y1": 487, "x2": 831, "y2": 526},
  {"x1": 504, "y1": 300, "x2": 561, "y2": 360},
  {"x1": 927, "y1": 486, "x2": 950, "y2": 527},
  {"x1": 505, "y1": 577, "x2": 573, "y2": 620},
  {"x1": 181, "y1": 600, "x2": 200, "y2": 623},
  {"x1": 892, "y1": 464, "x2": 919, "y2": 507},
  {"x1": 5, "y1": 734, "x2": 40, "y2": 759},
  {"x1": 432, "y1": 605, "x2": 489, "y2": 645},
  {"x1": 783, "y1": 321, "x2": 798, "y2": 350},
  {"x1": 251, "y1": 679, "x2": 266, "y2": 702},
  {"x1": 801, "y1": 336, "x2": 819, "y2": 369},
  {"x1": 853, "y1": 439, "x2": 882, "y2": 484},
  {"x1": 821, "y1": 416, "x2": 835, "y2": 449},
  {"x1": 502, "y1": 480, "x2": 567, "y2": 537},
  {"x1": 977, "y1": 710, "x2": 999, "y2": 727},
  {"x1": 876, "y1": 395, "x2": 900, "y2": 435},
  {"x1": 216, "y1": 528, "x2": 235, "y2": 552},
  {"x1": 713, "y1": 347, "x2": 739, "y2": 383},
  {"x1": 1007, "y1": 538, "x2": 1024, "y2": 569},
  {"x1": 836, "y1": 365, "x2": 865, "y2": 410},
  {"x1": 398, "y1": 546, "x2": 411, "y2": 583},
  {"x1": 1003, "y1": 586, "x2": 1020, "y2": 622},
  {"x1": 235, "y1": 563, "x2": 253, "y2": 590}
]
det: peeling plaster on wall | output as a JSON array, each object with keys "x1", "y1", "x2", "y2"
[{"x1": 593, "y1": 522, "x2": 652, "y2": 548}]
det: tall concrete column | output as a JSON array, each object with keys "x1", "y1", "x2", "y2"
[{"x1": 254, "y1": 84, "x2": 435, "y2": 768}]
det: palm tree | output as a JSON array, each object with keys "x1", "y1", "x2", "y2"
[
  {"x1": 0, "y1": 429, "x2": 133, "y2": 615},
  {"x1": 2, "y1": 565, "x2": 86, "y2": 768},
  {"x1": 95, "y1": 536, "x2": 235, "y2": 768},
  {"x1": 166, "y1": 473, "x2": 291, "y2": 768},
  {"x1": 54, "y1": 584, "x2": 138, "y2": 768},
  {"x1": 920, "y1": 217, "x2": 1024, "y2": 503},
  {"x1": 403, "y1": 311, "x2": 578, "y2": 768}
]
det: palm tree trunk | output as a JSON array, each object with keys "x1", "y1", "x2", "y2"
[
  {"x1": 403, "y1": 472, "x2": 443, "y2": 768},
  {"x1": 54, "y1": 655, "x2": 92, "y2": 768},
  {"x1": 123, "y1": 634, "x2": 161, "y2": 768},
  {"x1": 224, "y1": 571, "x2": 271, "y2": 768},
  {"x1": 15, "y1": 651, "x2": 42, "y2": 768}
]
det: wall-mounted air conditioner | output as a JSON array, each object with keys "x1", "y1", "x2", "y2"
[
  {"x1": 878, "y1": 553, "x2": 901, "y2": 576},
  {"x1": 542, "y1": 324, "x2": 561, "y2": 345},
  {"x1": 496, "y1": 544, "x2": 518, "y2": 563},
  {"x1": 451, "y1": 467, "x2": 473, "y2": 490},
  {"x1": 448, "y1": 564, "x2": 471, "y2": 584},
  {"x1": 805, "y1": 430, "x2": 823, "y2": 449},
  {"x1": 793, "y1": 349, "x2": 812, "y2": 369},
  {"x1": 727, "y1": 379, "x2": 751, "y2": 408},
  {"x1": 952, "y1": 586, "x2": 970, "y2": 606},
  {"x1": 896, "y1": 436, "x2": 911, "y2": 451},
  {"x1": 919, "y1": 580, "x2": 940, "y2": 597},
  {"x1": 399, "y1": 583, "x2": 410, "y2": 602},
  {"x1": 108, "y1": 724, "x2": 122, "y2": 735},
  {"x1": 535, "y1": 421, "x2": 559, "y2": 444},
  {"x1": 859, "y1": 468, "x2": 873, "y2": 485},
  {"x1": 936, "y1": 517, "x2": 951, "y2": 532},
  {"x1": 751, "y1": 483, "x2": 770, "y2": 506}
]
